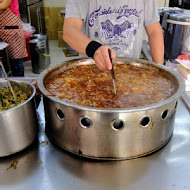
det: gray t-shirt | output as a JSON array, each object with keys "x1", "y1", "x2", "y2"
[{"x1": 65, "y1": 0, "x2": 159, "y2": 58}]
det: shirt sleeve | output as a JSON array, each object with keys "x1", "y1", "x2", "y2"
[
  {"x1": 144, "y1": 0, "x2": 160, "y2": 27},
  {"x1": 65, "y1": 0, "x2": 88, "y2": 22}
]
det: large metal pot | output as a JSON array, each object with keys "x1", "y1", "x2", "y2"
[
  {"x1": 37, "y1": 58, "x2": 185, "y2": 160},
  {"x1": 0, "y1": 80, "x2": 38, "y2": 157},
  {"x1": 160, "y1": 9, "x2": 190, "y2": 60}
]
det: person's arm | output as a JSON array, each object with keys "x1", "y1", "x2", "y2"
[
  {"x1": 145, "y1": 22, "x2": 164, "y2": 64},
  {"x1": 0, "y1": 0, "x2": 12, "y2": 10},
  {"x1": 63, "y1": 17, "x2": 116, "y2": 71}
]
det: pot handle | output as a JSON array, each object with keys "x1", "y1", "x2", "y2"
[{"x1": 162, "y1": 12, "x2": 170, "y2": 31}]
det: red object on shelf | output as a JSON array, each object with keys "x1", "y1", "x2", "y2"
[{"x1": 177, "y1": 54, "x2": 190, "y2": 60}]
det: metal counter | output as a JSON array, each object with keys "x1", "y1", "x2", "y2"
[{"x1": 0, "y1": 93, "x2": 190, "y2": 190}]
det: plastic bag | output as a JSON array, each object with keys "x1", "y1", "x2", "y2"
[
  {"x1": 22, "y1": 22, "x2": 36, "y2": 39},
  {"x1": 176, "y1": 55, "x2": 190, "y2": 69},
  {"x1": 185, "y1": 37, "x2": 190, "y2": 52}
]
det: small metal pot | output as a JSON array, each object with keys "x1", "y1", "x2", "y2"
[
  {"x1": 0, "y1": 80, "x2": 38, "y2": 157},
  {"x1": 37, "y1": 58, "x2": 185, "y2": 160}
]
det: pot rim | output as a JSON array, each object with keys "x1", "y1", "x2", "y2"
[
  {"x1": 0, "y1": 80, "x2": 36, "y2": 114},
  {"x1": 37, "y1": 57, "x2": 185, "y2": 113}
]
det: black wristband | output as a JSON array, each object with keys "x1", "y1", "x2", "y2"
[{"x1": 85, "y1": 41, "x2": 102, "y2": 58}]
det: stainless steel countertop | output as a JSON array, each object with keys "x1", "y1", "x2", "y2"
[{"x1": 0, "y1": 94, "x2": 190, "y2": 190}]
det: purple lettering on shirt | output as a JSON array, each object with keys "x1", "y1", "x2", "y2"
[{"x1": 88, "y1": 5, "x2": 142, "y2": 27}]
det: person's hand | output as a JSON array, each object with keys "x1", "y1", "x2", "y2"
[{"x1": 93, "y1": 46, "x2": 116, "y2": 72}]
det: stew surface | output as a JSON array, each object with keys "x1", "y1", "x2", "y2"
[{"x1": 44, "y1": 64, "x2": 176, "y2": 108}]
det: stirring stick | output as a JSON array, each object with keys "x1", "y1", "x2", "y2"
[
  {"x1": 108, "y1": 49, "x2": 117, "y2": 95},
  {"x1": 0, "y1": 61, "x2": 17, "y2": 103}
]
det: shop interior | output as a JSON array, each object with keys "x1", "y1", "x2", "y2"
[
  {"x1": 0, "y1": 0, "x2": 189, "y2": 80},
  {"x1": 0, "y1": 1, "x2": 190, "y2": 190}
]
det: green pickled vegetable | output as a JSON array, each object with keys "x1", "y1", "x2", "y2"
[{"x1": 0, "y1": 87, "x2": 28, "y2": 111}]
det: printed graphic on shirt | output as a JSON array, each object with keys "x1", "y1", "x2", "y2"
[{"x1": 88, "y1": 5, "x2": 142, "y2": 57}]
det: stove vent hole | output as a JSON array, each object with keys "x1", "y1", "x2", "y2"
[
  {"x1": 56, "y1": 108, "x2": 65, "y2": 120},
  {"x1": 161, "y1": 110, "x2": 168, "y2": 120},
  {"x1": 140, "y1": 116, "x2": 150, "y2": 128},
  {"x1": 80, "y1": 117, "x2": 92, "y2": 128},
  {"x1": 112, "y1": 119, "x2": 124, "y2": 130}
]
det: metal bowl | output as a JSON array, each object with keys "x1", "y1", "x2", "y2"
[
  {"x1": 37, "y1": 58, "x2": 185, "y2": 160},
  {"x1": 0, "y1": 80, "x2": 38, "y2": 157}
]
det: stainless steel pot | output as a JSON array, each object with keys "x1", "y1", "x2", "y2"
[
  {"x1": 37, "y1": 58, "x2": 185, "y2": 160},
  {"x1": 0, "y1": 80, "x2": 38, "y2": 157},
  {"x1": 160, "y1": 9, "x2": 190, "y2": 61}
]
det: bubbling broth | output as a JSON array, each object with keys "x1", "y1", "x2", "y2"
[{"x1": 44, "y1": 64, "x2": 176, "y2": 108}]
